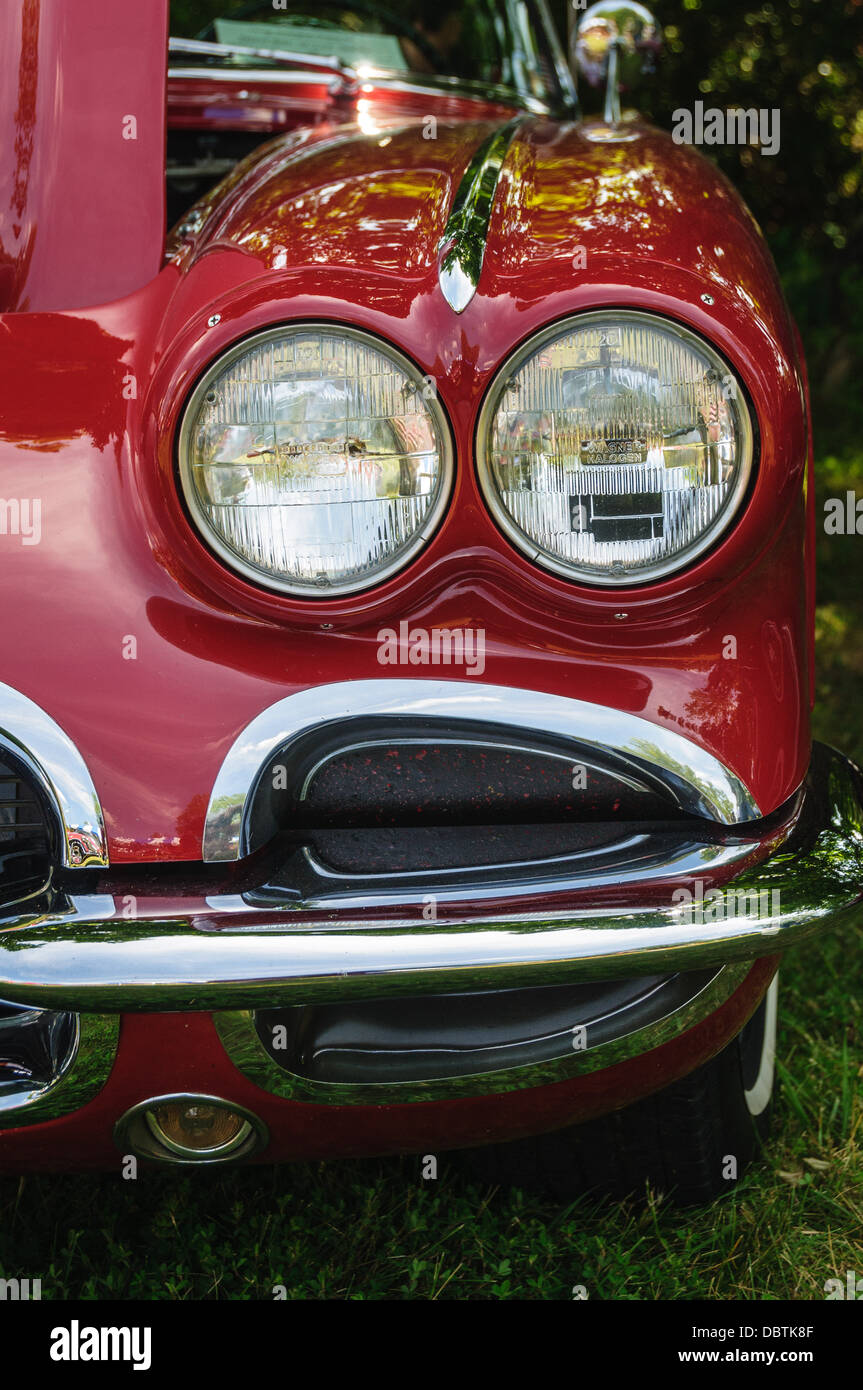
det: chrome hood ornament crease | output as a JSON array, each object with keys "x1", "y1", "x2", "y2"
[{"x1": 438, "y1": 118, "x2": 523, "y2": 313}]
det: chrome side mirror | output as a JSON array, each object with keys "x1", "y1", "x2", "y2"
[{"x1": 571, "y1": 2, "x2": 663, "y2": 126}]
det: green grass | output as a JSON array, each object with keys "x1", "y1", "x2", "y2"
[
  {"x1": 813, "y1": 455, "x2": 863, "y2": 765},
  {"x1": 1, "y1": 926, "x2": 860, "y2": 1301},
  {"x1": 1, "y1": 455, "x2": 861, "y2": 1301}
]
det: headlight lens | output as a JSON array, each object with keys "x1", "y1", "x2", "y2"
[
  {"x1": 146, "y1": 1102, "x2": 251, "y2": 1157},
  {"x1": 477, "y1": 311, "x2": 754, "y2": 586},
  {"x1": 178, "y1": 325, "x2": 453, "y2": 596}
]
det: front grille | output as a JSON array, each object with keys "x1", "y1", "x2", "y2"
[
  {"x1": 246, "y1": 727, "x2": 686, "y2": 853},
  {"x1": 0, "y1": 755, "x2": 53, "y2": 906},
  {"x1": 244, "y1": 727, "x2": 691, "y2": 871},
  {"x1": 253, "y1": 970, "x2": 717, "y2": 1086},
  {"x1": 301, "y1": 741, "x2": 675, "y2": 828},
  {"x1": 302, "y1": 821, "x2": 643, "y2": 876},
  {"x1": 0, "y1": 1001, "x2": 77, "y2": 1096}
]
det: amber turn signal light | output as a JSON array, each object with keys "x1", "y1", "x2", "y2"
[{"x1": 114, "y1": 1094, "x2": 267, "y2": 1165}]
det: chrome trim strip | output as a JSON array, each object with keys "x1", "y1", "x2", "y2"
[
  {"x1": 364, "y1": 75, "x2": 548, "y2": 113},
  {"x1": 169, "y1": 35, "x2": 555, "y2": 113},
  {"x1": 202, "y1": 679, "x2": 761, "y2": 862},
  {"x1": 203, "y1": 827, "x2": 763, "y2": 914},
  {"x1": 213, "y1": 962, "x2": 752, "y2": 1104},
  {"x1": 534, "y1": 0, "x2": 579, "y2": 111},
  {"x1": 168, "y1": 65, "x2": 347, "y2": 90},
  {"x1": 0, "y1": 742, "x2": 859, "y2": 1014},
  {"x1": 438, "y1": 119, "x2": 523, "y2": 313},
  {"x1": 0, "y1": 1013, "x2": 120, "y2": 1129},
  {"x1": 0, "y1": 894, "x2": 814, "y2": 1014},
  {"x1": 168, "y1": 36, "x2": 358, "y2": 91},
  {"x1": 0, "y1": 681, "x2": 109, "y2": 868},
  {"x1": 166, "y1": 71, "x2": 552, "y2": 114},
  {"x1": 286, "y1": 832, "x2": 761, "y2": 909}
]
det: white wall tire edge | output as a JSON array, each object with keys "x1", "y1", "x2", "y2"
[{"x1": 744, "y1": 975, "x2": 779, "y2": 1117}]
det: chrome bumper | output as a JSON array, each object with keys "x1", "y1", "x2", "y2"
[{"x1": 0, "y1": 744, "x2": 860, "y2": 1015}]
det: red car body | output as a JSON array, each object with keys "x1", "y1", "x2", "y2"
[{"x1": 0, "y1": 0, "x2": 858, "y2": 1181}]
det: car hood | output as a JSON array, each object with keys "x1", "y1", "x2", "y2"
[{"x1": 174, "y1": 114, "x2": 788, "y2": 331}]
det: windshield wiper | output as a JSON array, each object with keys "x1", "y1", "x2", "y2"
[{"x1": 168, "y1": 36, "x2": 360, "y2": 94}]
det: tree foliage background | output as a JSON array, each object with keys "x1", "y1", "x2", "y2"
[
  {"x1": 621, "y1": 0, "x2": 863, "y2": 458},
  {"x1": 170, "y1": 0, "x2": 863, "y2": 454}
]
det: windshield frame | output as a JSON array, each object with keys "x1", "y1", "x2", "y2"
[{"x1": 169, "y1": 0, "x2": 578, "y2": 117}]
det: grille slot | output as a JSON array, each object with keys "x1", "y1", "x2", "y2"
[
  {"x1": 303, "y1": 821, "x2": 639, "y2": 875},
  {"x1": 300, "y1": 741, "x2": 675, "y2": 828},
  {"x1": 253, "y1": 970, "x2": 718, "y2": 1087},
  {"x1": 244, "y1": 724, "x2": 698, "y2": 879},
  {"x1": 247, "y1": 728, "x2": 686, "y2": 852},
  {"x1": 0, "y1": 1002, "x2": 77, "y2": 1093},
  {"x1": 0, "y1": 755, "x2": 53, "y2": 906}
]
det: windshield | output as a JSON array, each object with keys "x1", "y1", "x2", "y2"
[{"x1": 186, "y1": 1, "x2": 565, "y2": 103}]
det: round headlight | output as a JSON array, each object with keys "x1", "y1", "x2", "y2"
[
  {"x1": 477, "y1": 311, "x2": 754, "y2": 586},
  {"x1": 178, "y1": 325, "x2": 453, "y2": 596}
]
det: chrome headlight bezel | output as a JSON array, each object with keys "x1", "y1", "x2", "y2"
[
  {"x1": 176, "y1": 323, "x2": 455, "y2": 599},
  {"x1": 476, "y1": 309, "x2": 756, "y2": 588}
]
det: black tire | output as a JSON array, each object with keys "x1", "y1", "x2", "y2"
[{"x1": 461, "y1": 977, "x2": 778, "y2": 1207}]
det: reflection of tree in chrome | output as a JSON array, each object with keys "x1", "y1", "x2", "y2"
[{"x1": 626, "y1": 734, "x2": 742, "y2": 825}]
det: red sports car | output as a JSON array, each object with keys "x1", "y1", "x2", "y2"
[{"x1": 0, "y1": 0, "x2": 860, "y2": 1203}]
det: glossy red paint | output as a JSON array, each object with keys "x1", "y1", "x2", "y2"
[
  {"x1": 0, "y1": 108, "x2": 808, "y2": 861},
  {"x1": 0, "y1": 13, "x2": 813, "y2": 1173},
  {"x1": 0, "y1": 958, "x2": 779, "y2": 1172},
  {"x1": 167, "y1": 73, "x2": 338, "y2": 134},
  {"x1": 0, "y1": 0, "x2": 167, "y2": 312}
]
